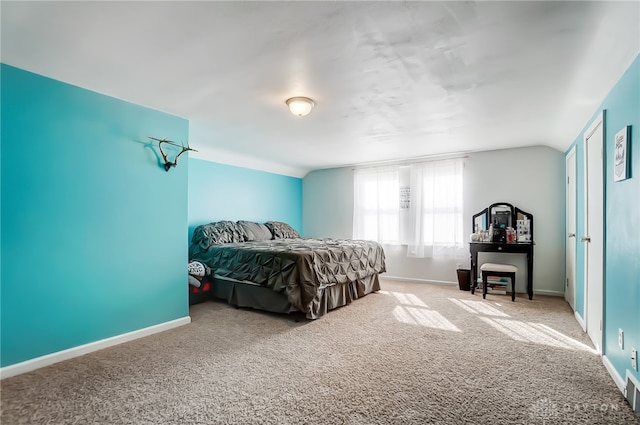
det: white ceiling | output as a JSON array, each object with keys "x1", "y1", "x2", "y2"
[{"x1": 2, "y1": 1, "x2": 639, "y2": 177}]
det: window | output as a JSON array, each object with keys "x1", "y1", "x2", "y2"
[
  {"x1": 353, "y1": 158, "x2": 464, "y2": 258},
  {"x1": 353, "y1": 166, "x2": 400, "y2": 244}
]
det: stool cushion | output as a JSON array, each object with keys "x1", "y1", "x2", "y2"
[{"x1": 481, "y1": 262, "x2": 518, "y2": 273}]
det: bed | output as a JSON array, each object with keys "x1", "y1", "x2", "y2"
[{"x1": 188, "y1": 220, "x2": 386, "y2": 319}]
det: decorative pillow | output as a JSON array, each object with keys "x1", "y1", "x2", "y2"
[
  {"x1": 192, "y1": 220, "x2": 246, "y2": 247},
  {"x1": 264, "y1": 221, "x2": 300, "y2": 239},
  {"x1": 237, "y1": 220, "x2": 273, "y2": 241}
]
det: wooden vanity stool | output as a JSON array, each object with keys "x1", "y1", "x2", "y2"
[{"x1": 479, "y1": 263, "x2": 518, "y2": 302}]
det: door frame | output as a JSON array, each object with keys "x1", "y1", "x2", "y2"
[
  {"x1": 565, "y1": 145, "x2": 577, "y2": 310},
  {"x1": 582, "y1": 110, "x2": 605, "y2": 354}
]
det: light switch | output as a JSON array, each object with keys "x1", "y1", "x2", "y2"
[{"x1": 618, "y1": 328, "x2": 624, "y2": 349}]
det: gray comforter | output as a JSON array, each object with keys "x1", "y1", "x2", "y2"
[{"x1": 189, "y1": 238, "x2": 386, "y2": 315}]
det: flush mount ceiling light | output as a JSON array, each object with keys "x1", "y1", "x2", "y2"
[{"x1": 286, "y1": 97, "x2": 315, "y2": 117}]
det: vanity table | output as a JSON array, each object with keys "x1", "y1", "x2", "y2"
[{"x1": 469, "y1": 203, "x2": 535, "y2": 300}]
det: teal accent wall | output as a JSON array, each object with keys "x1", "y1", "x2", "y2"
[
  {"x1": 603, "y1": 55, "x2": 639, "y2": 384},
  {"x1": 188, "y1": 159, "x2": 302, "y2": 238},
  {"x1": 566, "y1": 54, "x2": 640, "y2": 384},
  {"x1": 1, "y1": 65, "x2": 190, "y2": 367}
]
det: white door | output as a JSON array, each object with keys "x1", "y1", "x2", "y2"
[
  {"x1": 565, "y1": 147, "x2": 577, "y2": 310},
  {"x1": 583, "y1": 112, "x2": 604, "y2": 353}
]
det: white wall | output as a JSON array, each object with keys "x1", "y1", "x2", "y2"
[
  {"x1": 464, "y1": 147, "x2": 565, "y2": 296},
  {"x1": 303, "y1": 167, "x2": 354, "y2": 239},
  {"x1": 302, "y1": 145, "x2": 566, "y2": 295}
]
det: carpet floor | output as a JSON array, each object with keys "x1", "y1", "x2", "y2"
[{"x1": 1, "y1": 279, "x2": 638, "y2": 425}]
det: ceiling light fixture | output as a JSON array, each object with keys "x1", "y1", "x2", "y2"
[{"x1": 286, "y1": 97, "x2": 315, "y2": 117}]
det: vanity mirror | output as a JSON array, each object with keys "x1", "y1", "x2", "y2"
[
  {"x1": 515, "y1": 207, "x2": 533, "y2": 242},
  {"x1": 471, "y1": 202, "x2": 534, "y2": 243},
  {"x1": 472, "y1": 208, "x2": 488, "y2": 233},
  {"x1": 489, "y1": 203, "x2": 514, "y2": 229}
]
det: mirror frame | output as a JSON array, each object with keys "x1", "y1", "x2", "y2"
[
  {"x1": 515, "y1": 206, "x2": 534, "y2": 242},
  {"x1": 472, "y1": 208, "x2": 488, "y2": 233},
  {"x1": 471, "y1": 203, "x2": 534, "y2": 242},
  {"x1": 488, "y1": 202, "x2": 515, "y2": 229}
]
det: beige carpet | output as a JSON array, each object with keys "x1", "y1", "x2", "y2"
[{"x1": 1, "y1": 279, "x2": 638, "y2": 425}]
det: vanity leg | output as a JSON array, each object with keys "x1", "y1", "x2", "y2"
[
  {"x1": 482, "y1": 273, "x2": 488, "y2": 299},
  {"x1": 527, "y1": 250, "x2": 534, "y2": 300},
  {"x1": 470, "y1": 251, "x2": 478, "y2": 294}
]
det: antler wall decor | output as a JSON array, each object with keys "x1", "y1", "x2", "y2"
[{"x1": 149, "y1": 137, "x2": 197, "y2": 172}]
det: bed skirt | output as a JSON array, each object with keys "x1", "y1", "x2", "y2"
[{"x1": 210, "y1": 273, "x2": 381, "y2": 319}]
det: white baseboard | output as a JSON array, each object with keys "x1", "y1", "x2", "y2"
[
  {"x1": 0, "y1": 316, "x2": 191, "y2": 380},
  {"x1": 382, "y1": 275, "x2": 457, "y2": 286},
  {"x1": 574, "y1": 311, "x2": 586, "y2": 331},
  {"x1": 603, "y1": 355, "x2": 626, "y2": 394},
  {"x1": 533, "y1": 289, "x2": 564, "y2": 297},
  {"x1": 382, "y1": 275, "x2": 565, "y2": 297}
]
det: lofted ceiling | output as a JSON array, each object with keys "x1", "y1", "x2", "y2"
[{"x1": 2, "y1": 1, "x2": 639, "y2": 177}]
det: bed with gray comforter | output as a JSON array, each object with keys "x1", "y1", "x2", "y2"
[{"x1": 189, "y1": 220, "x2": 386, "y2": 319}]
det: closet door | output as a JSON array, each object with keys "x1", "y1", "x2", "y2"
[
  {"x1": 565, "y1": 147, "x2": 577, "y2": 310},
  {"x1": 583, "y1": 112, "x2": 604, "y2": 353}
]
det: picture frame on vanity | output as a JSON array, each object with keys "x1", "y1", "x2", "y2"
[{"x1": 614, "y1": 125, "x2": 631, "y2": 182}]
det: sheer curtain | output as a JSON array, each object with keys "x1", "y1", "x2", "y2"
[
  {"x1": 353, "y1": 158, "x2": 464, "y2": 259},
  {"x1": 406, "y1": 159, "x2": 465, "y2": 258},
  {"x1": 353, "y1": 166, "x2": 400, "y2": 244}
]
